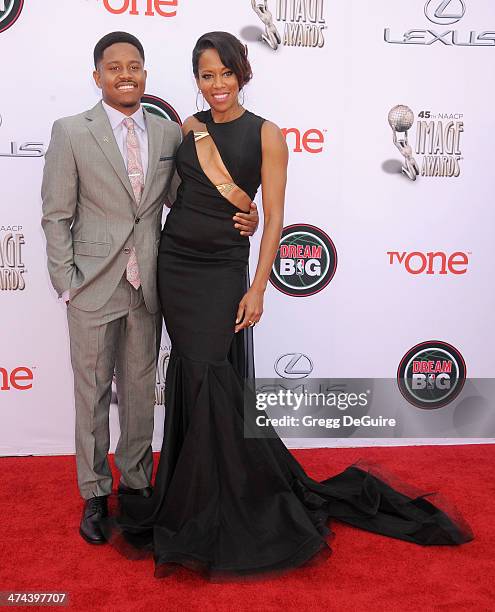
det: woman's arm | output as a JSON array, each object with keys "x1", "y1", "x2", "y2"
[{"x1": 235, "y1": 120, "x2": 288, "y2": 332}]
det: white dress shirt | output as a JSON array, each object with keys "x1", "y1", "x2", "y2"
[
  {"x1": 62, "y1": 102, "x2": 149, "y2": 303},
  {"x1": 102, "y1": 101, "x2": 149, "y2": 180}
]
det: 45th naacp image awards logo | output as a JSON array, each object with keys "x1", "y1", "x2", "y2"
[
  {"x1": 111, "y1": 344, "x2": 170, "y2": 406},
  {"x1": 246, "y1": 0, "x2": 326, "y2": 50},
  {"x1": 387, "y1": 105, "x2": 464, "y2": 181},
  {"x1": 385, "y1": 0, "x2": 495, "y2": 46},
  {"x1": 0, "y1": 0, "x2": 23, "y2": 34},
  {"x1": 141, "y1": 95, "x2": 181, "y2": 125},
  {"x1": 275, "y1": 353, "x2": 313, "y2": 378},
  {"x1": 0, "y1": 226, "x2": 26, "y2": 291},
  {"x1": 155, "y1": 345, "x2": 171, "y2": 406},
  {"x1": 397, "y1": 341, "x2": 466, "y2": 409},
  {"x1": 270, "y1": 224, "x2": 337, "y2": 297}
]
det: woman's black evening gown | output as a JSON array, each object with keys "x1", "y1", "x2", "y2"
[{"x1": 113, "y1": 109, "x2": 473, "y2": 578}]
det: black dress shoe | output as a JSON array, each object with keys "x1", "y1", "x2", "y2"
[
  {"x1": 79, "y1": 495, "x2": 108, "y2": 545},
  {"x1": 117, "y1": 483, "x2": 153, "y2": 498}
]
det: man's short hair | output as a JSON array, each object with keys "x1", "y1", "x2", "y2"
[{"x1": 94, "y1": 32, "x2": 145, "y2": 68}]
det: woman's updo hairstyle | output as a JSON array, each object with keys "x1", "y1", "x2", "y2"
[{"x1": 192, "y1": 31, "x2": 253, "y2": 90}]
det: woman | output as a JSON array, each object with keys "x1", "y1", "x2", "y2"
[{"x1": 113, "y1": 32, "x2": 473, "y2": 579}]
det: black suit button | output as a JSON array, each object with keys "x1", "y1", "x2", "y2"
[
  {"x1": 123, "y1": 247, "x2": 131, "y2": 255},
  {"x1": 135, "y1": 217, "x2": 140, "y2": 224}
]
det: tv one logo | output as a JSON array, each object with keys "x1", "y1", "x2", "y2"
[
  {"x1": 282, "y1": 128, "x2": 325, "y2": 154},
  {"x1": 103, "y1": 0, "x2": 178, "y2": 17},
  {"x1": 387, "y1": 251, "x2": 469, "y2": 275},
  {"x1": 0, "y1": 366, "x2": 33, "y2": 391}
]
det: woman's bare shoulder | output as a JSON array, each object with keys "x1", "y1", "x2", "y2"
[
  {"x1": 181, "y1": 115, "x2": 206, "y2": 137},
  {"x1": 261, "y1": 120, "x2": 288, "y2": 153}
]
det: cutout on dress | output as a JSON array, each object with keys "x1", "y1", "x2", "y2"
[{"x1": 191, "y1": 121, "x2": 252, "y2": 213}]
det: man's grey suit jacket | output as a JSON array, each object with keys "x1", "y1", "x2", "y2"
[{"x1": 41, "y1": 101, "x2": 181, "y2": 313}]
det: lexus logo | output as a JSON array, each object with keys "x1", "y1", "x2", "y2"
[
  {"x1": 424, "y1": 0, "x2": 466, "y2": 25},
  {"x1": 274, "y1": 353, "x2": 313, "y2": 379}
]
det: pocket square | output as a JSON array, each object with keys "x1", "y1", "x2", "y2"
[{"x1": 159, "y1": 155, "x2": 174, "y2": 161}]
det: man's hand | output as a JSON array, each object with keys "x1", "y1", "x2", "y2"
[{"x1": 233, "y1": 202, "x2": 259, "y2": 237}]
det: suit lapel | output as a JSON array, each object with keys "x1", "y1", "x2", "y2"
[
  {"x1": 85, "y1": 102, "x2": 136, "y2": 203},
  {"x1": 140, "y1": 110, "x2": 164, "y2": 208}
]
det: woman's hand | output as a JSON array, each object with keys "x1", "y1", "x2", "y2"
[
  {"x1": 235, "y1": 288, "x2": 264, "y2": 333},
  {"x1": 233, "y1": 202, "x2": 259, "y2": 236}
]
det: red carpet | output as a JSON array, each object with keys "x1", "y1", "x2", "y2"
[{"x1": 0, "y1": 445, "x2": 493, "y2": 611}]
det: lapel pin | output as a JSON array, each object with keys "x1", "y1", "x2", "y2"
[{"x1": 103, "y1": 136, "x2": 109, "y2": 143}]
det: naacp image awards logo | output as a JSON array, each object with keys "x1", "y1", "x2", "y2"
[
  {"x1": 388, "y1": 105, "x2": 464, "y2": 181},
  {"x1": 111, "y1": 344, "x2": 170, "y2": 407},
  {"x1": 0, "y1": 0, "x2": 23, "y2": 34},
  {"x1": 141, "y1": 95, "x2": 182, "y2": 125},
  {"x1": 397, "y1": 340, "x2": 466, "y2": 409},
  {"x1": 248, "y1": 0, "x2": 326, "y2": 50},
  {"x1": 0, "y1": 226, "x2": 26, "y2": 291},
  {"x1": 270, "y1": 223, "x2": 337, "y2": 297}
]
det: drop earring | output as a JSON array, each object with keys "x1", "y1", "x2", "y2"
[{"x1": 196, "y1": 90, "x2": 206, "y2": 112}]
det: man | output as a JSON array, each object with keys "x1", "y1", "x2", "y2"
[{"x1": 41, "y1": 32, "x2": 258, "y2": 545}]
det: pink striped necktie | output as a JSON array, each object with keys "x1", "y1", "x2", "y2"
[{"x1": 123, "y1": 117, "x2": 143, "y2": 290}]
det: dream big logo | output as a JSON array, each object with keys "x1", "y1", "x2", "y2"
[
  {"x1": 0, "y1": 0, "x2": 23, "y2": 34},
  {"x1": 397, "y1": 341, "x2": 466, "y2": 409},
  {"x1": 270, "y1": 224, "x2": 337, "y2": 297},
  {"x1": 141, "y1": 95, "x2": 181, "y2": 125},
  {"x1": 387, "y1": 105, "x2": 464, "y2": 181}
]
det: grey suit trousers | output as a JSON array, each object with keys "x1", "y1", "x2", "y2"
[{"x1": 67, "y1": 274, "x2": 161, "y2": 499}]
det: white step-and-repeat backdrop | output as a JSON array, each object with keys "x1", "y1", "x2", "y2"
[{"x1": 1, "y1": 0, "x2": 494, "y2": 454}]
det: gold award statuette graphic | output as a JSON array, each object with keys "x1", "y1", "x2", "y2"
[
  {"x1": 388, "y1": 105, "x2": 419, "y2": 181},
  {"x1": 252, "y1": 0, "x2": 281, "y2": 49}
]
